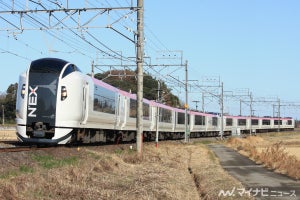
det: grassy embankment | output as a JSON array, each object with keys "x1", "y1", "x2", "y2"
[{"x1": 0, "y1": 141, "x2": 253, "y2": 200}]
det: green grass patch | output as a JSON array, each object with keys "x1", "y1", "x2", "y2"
[
  {"x1": 0, "y1": 165, "x2": 34, "y2": 179},
  {"x1": 19, "y1": 165, "x2": 34, "y2": 173},
  {"x1": 0, "y1": 170, "x2": 18, "y2": 179},
  {"x1": 32, "y1": 154, "x2": 78, "y2": 169},
  {"x1": 87, "y1": 151, "x2": 101, "y2": 159},
  {"x1": 114, "y1": 148, "x2": 123, "y2": 155}
]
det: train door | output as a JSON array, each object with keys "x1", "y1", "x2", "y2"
[
  {"x1": 81, "y1": 82, "x2": 89, "y2": 124},
  {"x1": 115, "y1": 95, "x2": 120, "y2": 128},
  {"x1": 116, "y1": 95, "x2": 127, "y2": 129},
  {"x1": 172, "y1": 110, "x2": 176, "y2": 131}
]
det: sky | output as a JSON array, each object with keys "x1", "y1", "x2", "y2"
[{"x1": 0, "y1": 0, "x2": 300, "y2": 118}]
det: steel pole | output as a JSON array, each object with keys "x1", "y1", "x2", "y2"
[
  {"x1": 220, "y1": 82, "x2": 224, "y2": 139},
  {"x1": 155, "y1": 80, "x2": 160, "y2": 147},
  {"x1": 184, "y1": 60, "x2": 189, "y2": 142},
  {"x1": 2, "y1": 105, "x2": 4, "y2": 126}
]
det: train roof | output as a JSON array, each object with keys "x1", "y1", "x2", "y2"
[
  {"x1": 30, "y1": 58, "x2": 82, "y2": 74},
  {"x1": 92, "y1": 78, "x2": 294, "y2": 120},
  {"x1": 30, "y1": 58, "x2": 68, "y2": 73}
]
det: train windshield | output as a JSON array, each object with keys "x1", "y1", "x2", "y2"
[
  {"x1": 29, "y1": 58, "x2": 68, "y2": 74},
  {"x1": 26, "y1": 58, "x2": 68, "y2": 126}
]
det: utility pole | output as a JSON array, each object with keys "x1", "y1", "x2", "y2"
[
  {"x1": 91, "y1": 60, "x2": 94, "y2": 78},
  {"x1": 202, "y1": 92, "x2": 205, "y2": 113},
  {"x1": 220, "y1": 82, "x2": 224, "y2": 139},
  {"x1": 278, "y1": 98, "x2": 280, "y2": 132},
  {"x1": 249, "y1": 92, "x2": 253, "y2": 135},
  {"x1": 136, "y1": 0, "x2": 144, "y2": 155},
  {"x1": 155, "y1": 80, "x2": 161, "y2": 148},
  {"x1": 184, "y1": 60, "x2": 189, "y2": 142},
  {"x1": 1, "y1": 105, "x2": 4, "y2": 126},
  {"x1": 240, "y1": 99, "x2": 242, "y2": 116}
]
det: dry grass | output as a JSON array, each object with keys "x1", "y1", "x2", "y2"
[
  {"x1": 0, "y1": 141, "x2": 253, "y2": 200},
  {"x1": 0, "y1": 129, "x2": 16, "y2": 141},
  {"x1": 227, "y1": 133, "x2": 300, "y2": 180},
  {"x1": 187, "y1": 144, "x2": 253, "y2": 200},
  {"x1": 259, "y1": 142, "x2": 300, "y2": 179}
]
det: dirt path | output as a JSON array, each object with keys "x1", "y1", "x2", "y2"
[{"x1": 209, "y1": 144, "x2": 300, "y2": 200}]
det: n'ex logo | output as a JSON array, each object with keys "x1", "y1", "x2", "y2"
[{"x1": 28, "y1": 86, "x2": 38, "y2": 117}]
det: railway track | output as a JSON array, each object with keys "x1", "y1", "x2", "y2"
[
  {"x1": 0, "y1": 146, "x2": 36, "y2": 153},
  {"x1": 0, "y1": 134, "x2": 227, "y2": 153}
]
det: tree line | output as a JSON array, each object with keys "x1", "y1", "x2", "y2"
[{"x1": 0, "y1": 83, "x2": 17, "y2": 125}]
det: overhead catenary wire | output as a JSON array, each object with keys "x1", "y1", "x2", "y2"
[{"x1": 0, "y1": 0, "x2": 138, "y2": 62}]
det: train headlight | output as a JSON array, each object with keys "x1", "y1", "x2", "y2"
[
  {"x1": 21, "y1": 84, "x2": 26, "y2": 98},
  {"x1": 61, "y1": 86, "x2": 67, "y2": 101}
]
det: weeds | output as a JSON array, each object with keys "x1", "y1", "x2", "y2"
[
  {"x1": 0, "y1": 165, "x2": 33, "y2": 179},
  {"x1": 194, "y1": 140, "x2": 215, "y2": 145},
  {"x1": 207, "y1": 150, "x2": 216, "y2": 162},
  {"x1": 32, "y1": 154, "x2": 78, "y2": 169},
  {"x1": 227, "y1": 137, "x2": 300, "y2": 180},
  {"x1": 260, "y1": 142, "x2": 300, "y2": 179},
  {"x1": 19, "y1": 165, "x2": 34, "y2": 174},
  {"x1": 0, "y1": 143, "x2": 253, "y2": 200},
  {"x1": 0, "y1": 170, "x2": 18, "y2": 179}
]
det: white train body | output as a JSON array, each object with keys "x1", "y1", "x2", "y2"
[{"x1": 15, "y1": 58, "x2": 295, "y2": 144}]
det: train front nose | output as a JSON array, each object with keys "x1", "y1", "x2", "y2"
[
  {"x1": 17, "y1": 58, "x2": 76, "y2": 144},
  {"x1": 26, "y1": 122, "x2": 55, "y2": 139},
  {"x1": 26, "y1": 78, "x2": 58, "y2": 138},
  {"x1": 33, "y1": 122, "x2": 46, "y2": 137}
]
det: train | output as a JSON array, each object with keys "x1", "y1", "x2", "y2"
[{"x1": 15, "y1": 58, "x2": 295, "y2": 144}]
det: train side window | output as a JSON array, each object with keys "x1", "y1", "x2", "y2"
[
  {"x1": 62, "y1": 65, "x2": 75, "y2": 78},
  {"x1": 160, "y1": 108, "x2": 172, "y2": 123},
  {"x1": 238, "y1": 119, "x2": 246, "y2": 126},
  {"x1": 93, "y1": 86, "x2": 116, "y2": 114},
  {"x1": 226, "y1": 118, "x2": 233, "y2": 126},
  {"x1": 177, "y1": 112, "x2": 185, "y2": 124},
  {"x1": 195, "y1": 115, "x2": 205, "y2": 125},
  {"x1": 251, "y1": 119, "x2": 259, "y2": 125},
  {"x1": 143, "y1": 103, "x2": 150, "y2": 120},
  {"x1": 274, "y1": 120, "x2": 282, "y2": 125},
  {"x1": 212, "y1": 117, "x2": 218, "y2": 126},
  {"x1": 129, "y1": 99, "x2": 137, "y2": 118}
]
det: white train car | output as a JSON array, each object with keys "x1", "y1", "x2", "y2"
[
  {"x1": 16, "y1": 58, "x2": 295, "y2": 145},
  {"x1": 16, "y1": 58, "x2": 88, "y2": 144}
]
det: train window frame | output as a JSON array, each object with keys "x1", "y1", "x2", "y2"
[
  {"x1": 62, "y1": 64, "x2": 76, "y2": 78},
  {"x1": 177, "y1": 112, "x2": 185, "y2": 124},
  {"x1": 226, "y1": 118, "x2": 233, "y2": 126},
  {"x1": 129, "y1": 99, "x2": 137, "y2": 118},
  {"x1": 93, "y1": 85, "x2": 116, "y2": 114},
  {"x1": 30, "y1": 58, "x2": 67, "y2": 74},
  {"x1": 195, "y1": 115, "x2": 205, "y2": 125},
  {"x1": 212, "y1": 117, "x2": 218, "y2": 126},
  {"x1": 238, "y1": 119, "x2": 246, "y2": 126},
  {"x1": 262, "y1": 119, "x2": 270, "y2": 125},
  {"x1": 251, "y1": 119, "x2": 259, "y2": 125},
  {"x1": 159, "y1": 108, "x2": 172, "y2": 123},
  {"x1": 274, "y1": 120, "x2": 282, "y2": 125},
  {"x1": 143, "y1": 103, "x2": 150, "y2": 120}
]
